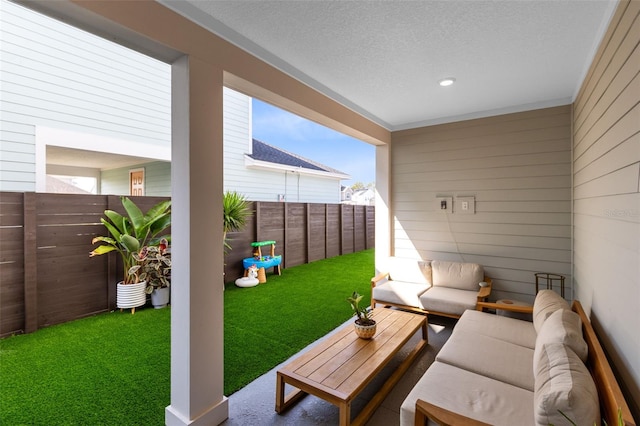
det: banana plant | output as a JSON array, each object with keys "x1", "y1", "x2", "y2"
[{"x1": 90, "y1": 197, "x2": 171, "y2": 284}]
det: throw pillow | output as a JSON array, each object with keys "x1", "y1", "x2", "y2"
[
  {"x1": 533, "y1": 289, "x2": 570, "y2": 333},
  {"x1": 534, "y1": 309, "x2": 588, "y2": 373},
  {"x1": 534, "y1": 343, "x2": 599, "y2": 426}
]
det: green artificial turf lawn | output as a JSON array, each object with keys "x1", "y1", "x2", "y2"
[{"x1": 0, "y1": 249, "x2": 374, "y2": 425}]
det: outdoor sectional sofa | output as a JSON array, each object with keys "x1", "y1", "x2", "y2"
[
  {"x1": 401, "y1": 289, "x2": 635, "y2": 426},
  {"x1": 370, "y1": 258, "x2": 492, "y2": 318}
]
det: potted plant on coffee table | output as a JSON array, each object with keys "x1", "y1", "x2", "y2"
[
  {"x1": 90, "y1": 196, "x2": 171, "y2": 313},
  {"x1": 347, "y1": 291, "x2": 377, "y2": 339},
  {"x1": 133, "y1": 238, "x2": 171, "y2": 309}
]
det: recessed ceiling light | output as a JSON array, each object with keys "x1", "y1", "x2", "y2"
[{"x1": 439, "y1": 78, "x2": 456, "y2": 87}]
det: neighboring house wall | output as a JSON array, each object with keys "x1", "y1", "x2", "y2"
[
  {"x1": 391, "y1": 105, "x2": 572, "y2": 304},
  {"x1": 101, "y1": 161, "x2": 171, "y2": 196},
  {"x1": 223, "y1": 88, "x2": 343, "y2": 203},
  {"x1": 572, "y1": 1, "x2": 639, "y2": 414},
  {"x1": 0, "y1": 0, "x2": 170, "y2": 191}
]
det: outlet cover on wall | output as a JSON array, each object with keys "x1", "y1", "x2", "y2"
[
  {"x1": 435, "y1": 197, "x2": 453, "y2": 212},
  {"x1": 456, "y1": 196, "x2": 475, "y2": 214}
]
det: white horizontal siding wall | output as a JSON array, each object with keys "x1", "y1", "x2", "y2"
[
  {"x1": 223, "y1": 87, "x2": 342, "y2": 203},
  {"x1": 572, "y1": 0, "x2": 639, "y2": 413},
  {"x1": 0, "y1": 1, "x2": 170, "y2": 191},
  {"x1": 391, "y1": 106, "x2": 572, "y2": 303}
]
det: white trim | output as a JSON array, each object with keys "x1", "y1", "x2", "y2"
[
  {"x1": 35, "y1": 127, "x2": 47, "y2": 192},
  {"x1": 243, "y1": 155, "x2": 350, "y2": 180},
  {"x1": 38, "y1": 126, "x2": 171, "y2": 161},
  {"x1": 393, "y1": 97, "x2": 572, "y2": 130}
]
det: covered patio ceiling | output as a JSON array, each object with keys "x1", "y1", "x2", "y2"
[{"x1": 161, "y1": 0, "x2": 617, "y2": 130}]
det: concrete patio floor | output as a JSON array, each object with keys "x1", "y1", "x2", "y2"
[{"x1": 222, "y1": 313, "x2": 456, "y2": 425}]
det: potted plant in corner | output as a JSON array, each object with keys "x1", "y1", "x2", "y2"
[
  {"x1": 90, "y1": 196, "x2": 171, "y2": 313},
  {"x1": 347, "y1": 291, "x2": 377, "y2": 339},
  {"x1": 133, "y1": 238, "x2": 171, "y2": 309},
  {"x1": 223, "y1": 190, "x2": 251, "y2": 255}
]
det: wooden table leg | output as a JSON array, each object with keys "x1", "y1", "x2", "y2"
[
  {"x1": 275, "y1": 372, "x2": 307, "y2": 414},
  {"x1": 275, "y1": 372, "x2": 285, "y2": 413},
  {"x1": 421, "y1": 318, "x2": 428, "y2": 344},
  {"x1": 339, "y1": 401, "x2": 351, "y2": 426}
]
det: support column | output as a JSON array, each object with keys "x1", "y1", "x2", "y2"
[
  {"x1": 375, "y1": 143, "x2": 391, "y2": 272},
  {"x1": 166, "y1": 55, "x2": 228, "y2": 426}
]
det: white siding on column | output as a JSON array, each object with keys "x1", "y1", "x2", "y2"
[
  {"x1": 0, "y1": 1, "x2": 170, "y2": 191},
  {"x1": 391, "y1": 106, "x2": 572, "y2": 303},
  {"x1": 572, "y1": 0, "x2": 639, "y2": 412}
]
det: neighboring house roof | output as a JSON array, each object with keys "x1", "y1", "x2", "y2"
[
  {"x1": 248, "y1": 139, "x2": 348, "y2": 177},
  {"x1": 46, "y1": 176, "x2": 92, "y2": 194}
]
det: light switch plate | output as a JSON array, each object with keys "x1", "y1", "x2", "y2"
[
  {"x1": 435, "y1": 196, "x2": 453, "y2": 212},
  {"x1": 456, "y1": 196, "x2": 475, "y2": 214}
]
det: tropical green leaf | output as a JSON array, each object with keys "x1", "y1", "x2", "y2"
[
  {"x1": 120, "y1": 234, "x2": 140, "y2": 253},
  {"x1": 89, "y1": 245, "x2": 117, "y2": 256},
  {"x1": 103, "y1": 210, "x2": 126, "y2": 234},
  {"x1": 121, "y1": 197, "x2": 145, "y2": 237}
]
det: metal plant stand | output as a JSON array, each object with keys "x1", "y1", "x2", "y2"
[{"x1": 535, "y1": 272, "x2": 565, "y2": 298}]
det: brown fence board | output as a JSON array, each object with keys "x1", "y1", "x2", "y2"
[
  {"x1": 341, "y1": 205, "x2": 355, "y2": 254},
  {"x1": 326, "y1": 204, "x2": 341, "y2": 258},
  {"x1": 0, "y1": 192, "x2": 374, "y2": 335},
  {"x1": 308, "y1": 204, "x2": 326, "y2": 262},
  {"x1": 285, "y1": 203, "x2": 306, "y2": 268}
]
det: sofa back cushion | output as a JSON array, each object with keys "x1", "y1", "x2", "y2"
[
  {"x1": 388, "y1": 257, "x2": 431, "y2": 285},
  {"x1": 533, "y1": 289, "x2": 570, "y2": 333},
  {"x1": 534, "y1": 342, "x2": 599, "y2": 426},
  {"x1": 431, "y1": 260, "x2": 483, "y2": 291},
  {"x1": 534, "y1": 309, "x2": 588, "y2": 371}
]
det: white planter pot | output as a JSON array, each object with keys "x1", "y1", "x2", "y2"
[
  {"x1": 151, "y1": 287, "x2": 170, "y2": 309},
  {"x1": 117, "y1": 281, "x2": 147, "y2": 310}
]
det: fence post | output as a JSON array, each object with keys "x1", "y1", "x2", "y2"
[
  {"x1": 106, "y1": 195, "x2": 120, "y2": 310},
  {"x1": 23, "y1": 192, "x2": 38, "y2": 333}
]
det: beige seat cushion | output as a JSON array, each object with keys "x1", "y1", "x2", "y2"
[
  {"x1": 534, "y1": 343, "x2": 599, "y2": 426},
  {"x1": 534, "y1": 309, "x2": 588, "y2": 370},
  {"x1": 419, "y1": 286, "x2": 478, "y2": 316},
  {"x1": 431, "y1": 260, "x2": 483, "y2": 291},
  {"x1": 436, "y1": 329, "x2": 535, "y2": 391},
  {"x1": 400, "y1": 361, "x2": 534, "y2": 426},
  {"x1": 455, "y1": 309, "x2": 537, "y2": 349},
  {"x1": 533, "y1": 289, "x2": 570, "y2": 332},
  {"x1": 372, "y1": 280, "x2": 429, "y2": 308}
]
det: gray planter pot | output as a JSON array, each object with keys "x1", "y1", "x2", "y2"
[{"x1": 151, "y1": 287, "x2": 170, "y2": 309}]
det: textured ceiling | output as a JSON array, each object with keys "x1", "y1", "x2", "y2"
[{"x1": 162, "y1": 0, "x2": 617, "y2": 130}]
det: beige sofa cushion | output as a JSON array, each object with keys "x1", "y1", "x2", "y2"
[
  {"x1": 400, "y1": 361, "x2": 534, "y2": 426},
  {"x1": 455, "y1": 309, "x2": 537, "y2": 349},
  {"x1": 431, "y1": 260, "x2": 483, "y2": 291},
  {"x1": 534, "y1": 309, "x2": 588, "y2": 370},
  {"x1": 372, "y1": 280, "x2": 429, "y2": 308},
  {"x1": 436, "y1": 329, "x2": 535, "y2": 391},
  {"x1": 533, "y1": 289, "x2": 570, "y2": 332},
  {"x1": 387, "y1": 257, "x2": 431, "y2": 285},
  {"x1": 534, "y1": 343, "x2": 599, "y2": 426},
  {"x1": 419, "y1": 286, "x2": 478, "y2": 316}
]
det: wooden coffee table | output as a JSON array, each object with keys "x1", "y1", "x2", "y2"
[{"x1": 275, "y1": 308, "x2": 428, "y2": 426}]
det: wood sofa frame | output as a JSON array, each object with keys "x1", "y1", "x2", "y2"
[
  {"x1": 370, "y1": 273, "x2": 492, "y2": 319},
  {"x1": 414, "y1": 300, "x2": 636, "y2": 426}
]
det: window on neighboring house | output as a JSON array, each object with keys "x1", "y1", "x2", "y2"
[{"x1": 129, "y1": 169, "x2": 145, "y2": 196}]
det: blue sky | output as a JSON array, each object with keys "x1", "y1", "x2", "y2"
[{"x1": 251, "y1": 99, "x2": 375, "y2": 186}]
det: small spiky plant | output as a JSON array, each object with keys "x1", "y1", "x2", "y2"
[{"x1": 346, "y1": 291, "x2": 375, "y2": 326}]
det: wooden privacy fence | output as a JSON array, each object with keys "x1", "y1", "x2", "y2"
[
  {"x1": 223, "y1": 201, "x2": 375, "y2": 281},
  {"x1": 0, "y1": 192, "x2": 374, "y2": 337}
]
